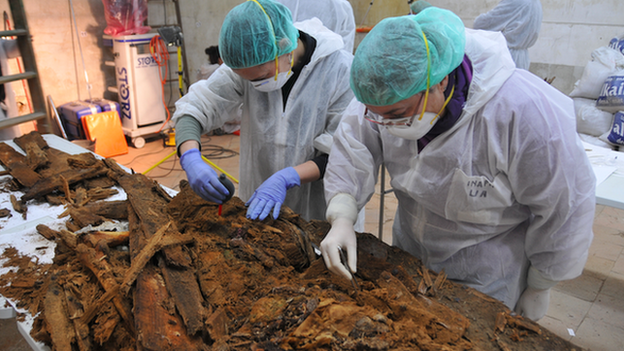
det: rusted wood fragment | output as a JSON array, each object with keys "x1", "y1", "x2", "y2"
[
  {"x1": 495, "y1": 336, "x2": 514, "y2": 351},
  {"x1": 376, "y1": 271, "x2": 470, "y2": 346},
  {"x1": 120, "y1": 222, "x2": 170, "y2": 294},
  {"x1": 134, "y1": 265, "x2": 203, "y2": 350},
  {"x1": 63, "y1": 286, "x2": 92, "y2": 351},
  {"x1": 67, "y1": 152, "x2": 100, "y2": 168},
  {"x1": 422, "y1": 265, "x2": 433, "y2": 287},
  {"x1": 80, "y1": 287, "x2": 117, "y2": 325},
  {"x1": 103, "y1": 158, "x2": 130, "y2": 180},
  {"x1": 74, "y1": 187, "x2": 88, "y2": 206},
  {"x1": 83, "y1": 200, "x2": 128, "y2": 220},
  {"x1": 0, "y1": 208, "x2": 11, "y2": 218},
  {"x1": 44, "y1": 277, "x2": 75, "y2": 351},
  {"x1": 66, "y1": 220, "x2": 81, "y2": 233},
  {"x1": 0, "y1": 142, "x2": 41, "y2": 187},
  {"x1": 58, "y1": 229, "x2": 78, "y2": 250},
  {"x1": 22, "y1": 167, "x2": 109, "y2": 201},
  {"x1": 14, "y1": 130, "x2": 48, "y2": 151},
  {"x1": 86, "y1": 187, "x2": 119, "y2": 202},
  {"x1": 495, "y1": 312, "x2": 507, "y2": 333},
  {"x1": 119, "y1": 174, "x2": 191, "y2": 268},
  {"x1": 84, "y1": 176, "x2": 116, "y2": 189},
  {"x1": 36, "y1": 224, "x2": 59, "y2": 240},
  {"x1": 84, "y1": 231, "x2": 129, "y2": 248},
  {"x1": 67, "y1": 206, "x2": 107, "y2": 229},
  {"x1": 205, "y1": 306, "x2": 229, "y2": 343},
  {"x1": 158, "y1": 256, "x2": 206, "y2": 336},
  {"x1": 61, "y1": 175, "x2": 73, "y2": 204},
  {"x1": 432, "y1": 269, "x2": 447, "y2": 294},
  {"x1": 230, "y1": 237, "x2": 275, "y2": 269},
  {"x1": 10, "y1": 194, "x2": 26, "y2": 219},
  {"x1": 75, "y1": 244, "x2": 135, "y2": 336},
  {"x1": 24, "y1": 142, "x2": 48, "y2": 170},
  {"x1": 504, "y1": 313, "x2": 542, "y2": 335}
]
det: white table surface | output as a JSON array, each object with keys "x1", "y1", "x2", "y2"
[{"x1": 0, "y1": 134, "x2": 176, "y2": 351}]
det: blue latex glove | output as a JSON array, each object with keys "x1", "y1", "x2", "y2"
[
  {"x1": 180, "y1": 149, "x2": 230, "y2": 204},
  {"x1": 246, "y1": 167, "x2": 300, "y2": 220}
]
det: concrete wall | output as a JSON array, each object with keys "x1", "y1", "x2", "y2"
[
  {"x1": 4, "y1": 0, "x2": 622, "y2": 136},
  {"x1": 349, "y1": 0, "x2": 624, "y2": 95}
]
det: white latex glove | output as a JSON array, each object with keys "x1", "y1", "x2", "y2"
[
  {"x1": 515, "y1": 286, "x2": 551, "y2": 321},
  {"x1": 320, "y1": 217, "x2": 357, "y2": 281},
  {"x1": 320, "y1": 193, "x2": 359, "y2": 281}
]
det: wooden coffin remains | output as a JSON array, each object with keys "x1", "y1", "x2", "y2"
[{"x1": 0, "y1": 132, "x2": 583, "y2": 350}]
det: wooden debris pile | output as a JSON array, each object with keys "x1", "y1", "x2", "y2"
[{"x1": 0, "y1": 132, "x2": 583, "y2": 350}]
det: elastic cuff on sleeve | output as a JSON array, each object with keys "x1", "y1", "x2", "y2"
[
  {"x1": 326, "y1": 193, "x2": 358, "y2": 225},
  {"x1": 527, "y1": 265, "x2": 558, "y2": 290},
  {"x1": 175, "y1": 115, "x2": 203, "y2": 156}
]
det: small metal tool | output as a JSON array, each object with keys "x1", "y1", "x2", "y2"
[{"x1": 338, "y1": 248, "x2": 360, "y2": 291}]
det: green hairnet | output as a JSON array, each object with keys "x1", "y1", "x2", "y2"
[
  {"x1": 351, "y1": 7, "x2": 466, "y2": 106},
  {"x1": 410, "y1": 0, "x2": 432, "y2": 14},
  {"x1": 219, "y1": 0, "x2": 299, "y2": 69}
]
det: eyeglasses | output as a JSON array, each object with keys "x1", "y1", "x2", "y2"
[{"x1": 364, "y1": 90, "x2": 428, "y2": 127}]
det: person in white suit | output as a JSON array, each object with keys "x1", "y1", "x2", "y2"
[
  {"x1": 472, "y1": 0, "x2": 543, "y2": 70},
  {"x1": 320, "y1": 8, "x2": 595, "y2": 322},
  {"x1": 276, "y1": 0, "x2": 356, "y2": 53}
]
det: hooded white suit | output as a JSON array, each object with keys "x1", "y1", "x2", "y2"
[
  {"x1": 324, "y1": 29, "x2": 595, "y2": 308},
  {"x1": 473, "y1": 0, "x2": 543, "y2": 70},
  {"x1": 174, "y1": 19, "x2": 353, "y2": 222}
]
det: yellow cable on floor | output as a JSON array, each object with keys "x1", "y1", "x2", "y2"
[{"x1": 143, "y1": 151, "x2": 177, "y2": 175}]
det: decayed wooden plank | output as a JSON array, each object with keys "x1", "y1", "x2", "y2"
[
  {"x1": 36, "y1": 224, "x2": 58, "y2": 240},
  {"x1": 76, "y1": 244, "x2": 135, "y2": 336},
  {"x1": 0, "y1": 142, "x2": 41, "y2": 187},
  {"x1": 121, "y1": 223, "x2": 195, "y2": 295},
  {"x1": 14, "y1": 130, "x2": 48, "y2": 151},
  {"x1": 67, "y1": 206, "x2": 108, "y2": 229},
  {"x1": 120, "y1": 173, "x2": 208, "y2": 340},
  {"x1": 22, "y1": 166, "x2": 109, "y2": 201},
  {"x1": 375, "y1": 271, "x2": 471, "y2": 346},
  {"x1": 63, "y1": 286, "x2": 93, "y2": 351},
  {"x1": 158, "y1": 256, "x2": 206, "y2": 336},
  {"x1": 118, "y1": 173, "x2": 191, "y2": 268},
  {"x1": 44, "y1": 277, "x2": 75, "y2": 351},
  {"x1": 23, "y1": 142, "x2": 48, "y2": 170},
  {"x1": 120, "y1": 222, "x2": 170, "y2": 295},
  {"x1": 84, "y1": 231, "x2": 129, "y2": 248},
  {"x1": 83, "y1": 200, "x2": 128, "y2": 220},
  {"x1": 134, "y1": 265, "x2": 203, "y2": 350}
]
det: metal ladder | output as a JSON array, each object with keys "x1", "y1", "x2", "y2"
[
  {"x1": 146, "y1": 0, "x2": 190, "y2": 107},
  {"x1": 0, "y1": 0, "x2": 48, "y2": 134}
]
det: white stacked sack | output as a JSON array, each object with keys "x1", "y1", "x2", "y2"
[{"x1": 568, "y1": 36, "x2": 624, "y2": 149}]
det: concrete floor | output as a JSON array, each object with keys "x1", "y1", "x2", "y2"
[{"x1": 1, "y1": 133, "x2": 623, "y2": 350}]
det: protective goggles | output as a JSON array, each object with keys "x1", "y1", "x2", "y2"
[
  {"x1": 364, "y1": 91, "x2": 426, "y2": 127},
  {"x1": 364, "y1": 29, "x2": 432, "y2": 127}
]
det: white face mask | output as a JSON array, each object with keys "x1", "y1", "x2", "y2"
[
  {"x1": 252, "y1": 70, "x2": 292, "y2": 92},
  {"x1": 386, "y1": 111, "x2": 439, "y2": 140},
  {"x1": 384, "y1": 83, "x2": 455, "y2": 141}
]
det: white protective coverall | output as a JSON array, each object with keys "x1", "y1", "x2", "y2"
[
  {"x1": 324, "y1": 29, "x2": 595, "y2": 308},
  {"x1": 473, "y1": 0, "x2": 542, "y2": 70},
  {"x1": 276, "y1": 0, "x2": 356, "y2": 53},
  {"x1": 173, "y1": 19, "x2": 353, "y2": 222}
]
